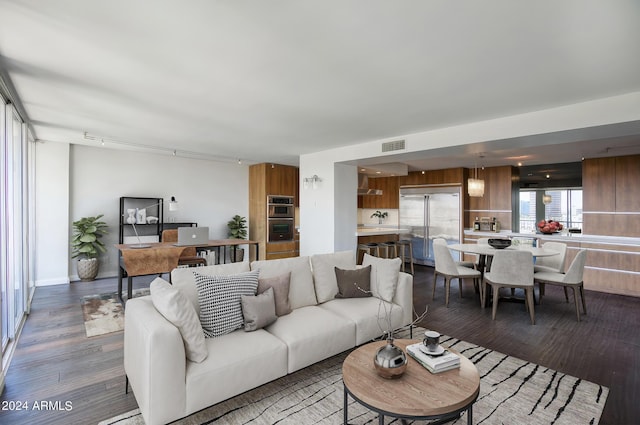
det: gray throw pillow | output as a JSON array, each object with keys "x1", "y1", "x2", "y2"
[
  {"x1": 335, "y1": 265, "x2": 372, "y2": 298},
  {"x1": 257, "y1": 272, "x2": 292, "y2": 316},
  {"x1": 241, "y1": 287, "x2": 277, "y2": 332},
  {"x1": 194, "y1": 269, "x2": 259, "y2": 338}
]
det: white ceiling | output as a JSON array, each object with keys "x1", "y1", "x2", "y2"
[{"x1": 1, "y1": 1, "x2": 640, "y2": 169}]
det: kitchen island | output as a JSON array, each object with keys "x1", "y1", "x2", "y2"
[{"x1": 464, "y1": 230, "x2": 640, "y2": 297}]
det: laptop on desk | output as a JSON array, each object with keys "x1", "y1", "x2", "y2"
[{"x1": 174, "y1": 227, "x2": 209, "y2": 246}]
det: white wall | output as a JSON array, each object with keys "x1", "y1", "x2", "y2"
[
  {"x1": 299, "y1": 92, "x2": 640, "y2": 256},
  {"x1": 30, "y1": 144, "x2": 249, "y2": 283},
  {"x1": 34, "y1": 141, "x2": 70, "y2": 286}
]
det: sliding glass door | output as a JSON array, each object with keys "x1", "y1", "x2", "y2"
[{"x1": 1, "y1": 100, "x2": 30, "y2": 355}]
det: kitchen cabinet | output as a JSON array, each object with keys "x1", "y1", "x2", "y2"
[
  {"x1": 249, "y1": 163, "x2": 299, "y2": 260},
  {"x1": 583, "y1": 155, "x2": 640, "y2": 237},
  {"x1": 465, "y1": 166, "x2": 517, "y2": 231},
  {"x1": 358, "y1": 176, "x2": 399, "y2": 209}
]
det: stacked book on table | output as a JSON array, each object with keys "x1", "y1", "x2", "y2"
[{"x1": 406, "y1": 343, "x2": 460, "y2": 374}]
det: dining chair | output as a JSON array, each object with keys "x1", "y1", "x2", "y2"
[
  {"x1": 432, "y1": 239, "x2": 481, "y2": 307},
  {"x1": 483, "y1": 250, "x2": 535, "y2": 324},
  {"x1": 534, "y1": 249, "x2": 587, "y2": 322},
  {"x1": 534, "y1": 242, "x2": 567, "y2": 273},
  {"x1": 161, "y1": 229, "x2": 207, "y2": 268},
  {"x1": 433, "y1": 238, "x2": 475, "y2": 268}
]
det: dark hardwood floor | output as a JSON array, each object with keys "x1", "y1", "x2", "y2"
[{"x1": 1, "y1": 265, "x2": 638, "y2": 424}]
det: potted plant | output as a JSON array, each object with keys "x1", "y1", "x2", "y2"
[
  {"x1": 371, "y1": 210, "x2": 388, "y2": 225},
  {"x1": 227, "y1": 215, "x2": 247, "y2": 262},
  {"x1": 72, "y1": 215, "x2": 108, "y2": 281}
]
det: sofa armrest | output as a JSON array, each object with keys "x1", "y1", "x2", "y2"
[
  {"x1": 392, "y1": 272, "x2": 413, "y2": 326},
  {"x1": 124, "y1": 297, "x2": 187, "y2": 425}
]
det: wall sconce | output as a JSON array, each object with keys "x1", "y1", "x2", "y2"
[
  {"x1": 542, "y1": 193, "x2": 552, "y2": 205},
  {"x1": 303, "y1": 175, "x2": 322, "y2": 190},
  {"x1": 468, "y1": 155, "x2": 485, "y2": 197},
  {"x1": 169, "y1": 196, "x2": 179, "y2": 211}
]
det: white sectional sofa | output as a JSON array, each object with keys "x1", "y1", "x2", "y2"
[{"x1": 124, "y1": 251, "x2": 413, "y2": 425}]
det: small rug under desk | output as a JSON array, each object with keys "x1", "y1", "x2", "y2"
[
  {"x1": 81, "y1": 288, "x2": 150, "y2": 337},
  {"x1": 100, "y1": 326, "x2": 608, "y2": 425}
]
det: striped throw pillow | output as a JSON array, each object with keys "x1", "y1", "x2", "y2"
[{"x1": 194, "y1": 270, "x2": 259, "y2": 338}]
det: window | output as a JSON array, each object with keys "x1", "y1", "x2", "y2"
[
  {"x1": 1, "y1": 99, "x2": 31, "y2": 366},
  {"x1": 519, "y1": 189, "x2": 582, "y2": 233}
]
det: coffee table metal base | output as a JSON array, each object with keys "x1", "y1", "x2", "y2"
[{"x1": 343, "y1": 384, "x2": 474, "y2": 425}]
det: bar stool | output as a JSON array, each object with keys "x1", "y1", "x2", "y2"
[
  {"x1": 396, "y1": 239, "x2": 415, "y2": 274},
  {"x1": 380, "y1": 241, "x2": 399, "y2": 259},
  {"x1": 357, "y1": 243, "x2": 380, "y2": 264}
]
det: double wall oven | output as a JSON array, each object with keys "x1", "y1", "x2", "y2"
[{"x1": 267, "y1": 195, "x2": 295, "y2": 242}]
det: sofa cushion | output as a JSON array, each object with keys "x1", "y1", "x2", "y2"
[
  {"x1": 149, "y1": 277, "x2": 208, "y2": 363},
  {"x1": 241, "y1": 287, "x2": 277, "y2": 331},
  {"x1": 265, "y1": 305, "x2": 355, "y2": 373},
  {"x1": 335, "y1": 265, "x2": 372, "y2": 298},
  {"x1": 257, "y1": 272, "x2": 292, "y2": 316},
  {"x1": 319, "y1": 297, "x2": 405, "y2": 345},
  {"x1": 310, "y1": 251, "x2": 356, "y2": 303},
  {"x1": 185, "y1": 328, "x2": 288, "y2": 415},
  {"x1": 194, "y1": 270, "x2": 259, "y2": 338},
  {"x1": 362, "y1": 253, "x2": 402, "y2": 302},
  {"x1": 171, "y1": 262, "x2": 251, "y2": 315},
  {"x1": 251, "y1": 256, "x2": 317, "y2": 310}
]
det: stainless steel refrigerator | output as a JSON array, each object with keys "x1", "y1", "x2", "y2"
[{"x1": 399, "y1": 185, "x2": 463, "y2": 266}]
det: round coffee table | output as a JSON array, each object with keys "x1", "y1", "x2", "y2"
[{"x1": 342, "y1": 339, "x2": 480, "y2": 424}]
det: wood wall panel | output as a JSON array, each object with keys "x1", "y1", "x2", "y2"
[
  {"x1": 615, "y1": 214, "x2": 640, "y2": 238},
  {"x1": 582, "y1": 157, "x2": 616, "y2": 211},
  {"x1": 615, "y1": 155, "x2": 640, "y2": 212},
  {"x1": 582, "y1": 212, "x2": 617, "y2": 237},
  {"x1": 583, "y1": 268, "x2": 640, "y2": 297}
]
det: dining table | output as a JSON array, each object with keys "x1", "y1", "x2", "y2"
[{"x1": 446, "y1": 243, "x2": 559, "y2": 304}]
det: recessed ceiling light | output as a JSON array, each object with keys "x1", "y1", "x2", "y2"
[
  {"x1": 546, "y1": 174, "x2": 550, "y2": 179},
  {"x1": 376, "y1": 171, "x2": 381, "y2": 174},
  {"x1": 517, "y1": 162, "x2": 522, "y2": 167},
  {"x1": 421, "y1": 171, "x2": 426, "y2": 175}
]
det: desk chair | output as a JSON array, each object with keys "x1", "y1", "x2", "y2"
[{"x1": 161, "y1": 229, "x2": 207, "y2": 268}]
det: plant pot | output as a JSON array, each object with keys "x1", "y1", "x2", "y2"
[
  {"x1": 77, "y1": 258, "x2": 99, "y2": 281},
  {"x1": 229, "y1": 248, "x2": 245, "y2": 263}
]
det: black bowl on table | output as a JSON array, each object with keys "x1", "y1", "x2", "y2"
[{"x1": 488, "y1": 238, "x2": 511, "y2": 249}]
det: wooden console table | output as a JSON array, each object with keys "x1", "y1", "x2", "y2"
[{"x1": 115, "y1": 239, "x2": 259, "y2": 304}]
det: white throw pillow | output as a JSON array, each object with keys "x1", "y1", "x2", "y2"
[
  {"x1": 150, "y1": 277, "x2": 208, "y2": 363},
  {"x1": 251, "y1": 256, "x2": 317, "y2": 310},
  {"x1": 362, "y1": 253, "x2": 402, "y2": 303},
  {"x1": 194, "y1": 270, "x2": 259, "y2": 338},
  {"x1": 310, "y1": 251, "x2": 356, "y2": 303}
]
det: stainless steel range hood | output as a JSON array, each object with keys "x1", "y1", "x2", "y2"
[{"x1": 358, "y1": 174, "x2": 383, "y2": 196}]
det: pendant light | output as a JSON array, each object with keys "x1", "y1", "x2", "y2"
[
  {"x1": 542, "y1": 193, "x2": 552, "y2": 205},
  {"x1": 468, "y1": 155, "x2": 485, "y2": 197}
]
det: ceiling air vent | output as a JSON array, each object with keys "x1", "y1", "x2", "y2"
[{"x1": 381, "y1": 139, "x2": 405, "y2": 152}]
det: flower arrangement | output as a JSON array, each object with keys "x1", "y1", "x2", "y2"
[{"x1": 537, "y1": 219, "x2": 563, "y2": 234}]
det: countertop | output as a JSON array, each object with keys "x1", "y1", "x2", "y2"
[
  {"x1": 464, "y1": 229, "x2": 640, "y2": 246},
  {"x1": 356, "y1": 226, "x2": 409, "y2": 237}
]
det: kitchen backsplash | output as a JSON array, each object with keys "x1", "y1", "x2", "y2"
[{"x1": 358, "y1": 209, "x2": 399, "y2": 226}]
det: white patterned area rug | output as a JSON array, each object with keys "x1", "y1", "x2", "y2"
[
  {"x1": 81, "y1": 289, "x2": 149, "y2": 337},
  {"x1": 101, "y1": 327, "x2": 607, "y2": 424}
]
